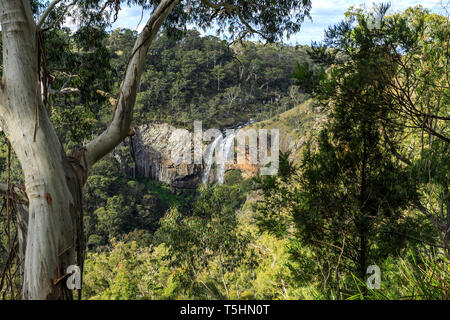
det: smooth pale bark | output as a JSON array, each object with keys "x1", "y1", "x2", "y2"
[
  {"x1": 0, "y1": 0, "x2": 81, "y2": 299},
  {"x1": 85, "y1": 0, "x2": 181, "y2": 168},
  {"x1": 0, "y1": 0, "x2": 180, "y2": 299}
]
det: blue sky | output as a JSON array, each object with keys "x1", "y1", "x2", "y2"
[{"x1": 111, "y1": 0, "x2": 448, "y2": 45}]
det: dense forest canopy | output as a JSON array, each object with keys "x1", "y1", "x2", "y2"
[
  {"x1": 0, "y1": 0, "x2": 448, "y2": 301},
  {"x1": 49, "y1": 27, "x2": 312, "y2": 148}
]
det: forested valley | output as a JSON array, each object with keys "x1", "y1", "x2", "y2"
[{"x1": 0, "y1": 1, "x2": 448, "y2": 300}]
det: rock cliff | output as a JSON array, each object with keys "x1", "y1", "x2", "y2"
[
  {"x1": 115, "y1": 100, "x2": 323, "y2": 188},
  {"x1": 132, "y1": 123, "x2": 203, "y2": 189}
]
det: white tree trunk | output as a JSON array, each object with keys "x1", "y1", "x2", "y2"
[
  {"x1": 0, "y1": 0, "x2": 82, "y2": 299},
  {"x1": 0, "y1": 0, "x2": 180, "y2": 299}
]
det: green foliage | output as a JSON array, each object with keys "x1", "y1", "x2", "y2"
[
  {"x1": 83, "y1": 178, "x2": 317, "y2": 300},
  {"x1": 254, "y1": 4, "x2": 449, "y2": 300},
  {"x1": 307, "y1": 4, "x2": 450, "y2": 257},
  {"x1": 0, "y1": 135, "x2": 23, "y2": 184},
  {"x1": 42, "y1": 25, "x2": 115, "y2": 150},
  {"x1": 83, "y1": 240, "x2": 181, "y2": 300},
  {"x1": 153, "y1": 184, "x2": 253, "y2": 299},
  {"x1": 1, "y1": 1, "x2": 448, "y2": 301},
  {"x1": 350, "y1": 250, "x2": 449, "y2": 300},
  {"x1": 84, "y1": 155, "x2": 190, "y2": 248},
  {"x1": 254, "y1": 151, "x2": 297, "y2": 238},
  {"x1": 223, "y1": 169, "x2": 243, "y2": 185},
  {"x1": 293, "y1": 61, "x2": 325, "y2": 94},
  {"x1": 50, "y1": 105, "x2": 96, "y2": 148},
  {"x1": 76, "y1": 4, "x2": 450, "y2": 301},
  {"x1": 129, "y1": 29, "x2": 312, "y2": 129},
  {"x1": 52, "y1": 0, "x2": 311, "y2": 43}
]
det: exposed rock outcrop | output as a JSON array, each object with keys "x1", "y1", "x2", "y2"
[
  {"x1": 132, "y1": 123, "x2": 203, "y2": 189},
  {"x1": 123, "y1": 123, "x2": 262, "y2": 188},
  {"x1": 115, "y1": 101, "x2": 323, "y2": 188}
]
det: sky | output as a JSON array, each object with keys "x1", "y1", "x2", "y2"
[{"x1": 110, "y1": 0, "x2": 448, "y2": 45}]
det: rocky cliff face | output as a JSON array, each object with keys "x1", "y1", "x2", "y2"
[
  {"x1": 116, "y1": 110, "x2": 313, "y2": 188},
  {"x1": 133, "y1": 123, "x2": 203, "y2": 189},
  {"x1": 125, "y1": 123, "x2": 263, "y2": 188}
]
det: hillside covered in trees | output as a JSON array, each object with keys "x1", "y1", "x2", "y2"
[{"x1": 0, "y1": 0, "x2": 448, "y2": 301}]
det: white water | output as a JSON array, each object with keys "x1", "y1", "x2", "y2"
[
  {"x1": 202, "y1": 120, "x2": 255, "y2": 185},
  {"x1": 216, "y1": 130, "x2": 237, "y2": 184},
  {"x1": 201, "y1": 134, "x2": 223, "y2": 185}
]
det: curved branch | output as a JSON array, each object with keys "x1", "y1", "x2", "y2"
[
  {"x1": 41, "y1": 0, "x2": 79, "y2": 31},
  {"x1": 414, "y1": 199, "x2": 447, "y2": 232},
  {"x1": 84, "y1": 0, "x2": 181, "y2": 169},
  {"x1": 200, "y1": 0, "x2": 265, "y2": 38},
  {"x1": 37, "y1": 0, "x2": 64, "y2": 28},
  {"x1": 380, "y1": 122, "x2": 412, "y2": 166}
]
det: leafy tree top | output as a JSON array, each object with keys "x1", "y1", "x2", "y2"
[{"x1": 35, "y1": 0, "x2": 312, "y2": 43}]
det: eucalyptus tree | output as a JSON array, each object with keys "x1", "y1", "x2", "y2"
[{"x1": 0, "y1": 0, "x2": 312, "y2": 299}]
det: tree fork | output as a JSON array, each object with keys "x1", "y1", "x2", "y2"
[{"x1": 0, "y1": 0, "x2": 180, "y2": 299}]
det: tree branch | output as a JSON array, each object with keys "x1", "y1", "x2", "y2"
[
  {"x1": 414, "y1": 199, "x2": 446, "y2": 231},
  {"x1": 0, "y1": 183, "x2": 28, "y2": 205},
  {"x1": 37, "y1": 0, "x2": 64, "y2": 28},
  {"x1": 84, "y1": 0, "x2": 181, "y2": 169},
  {"x1": 380, "y1": 122, "x2": 412, "y2": 166},
  {"x1": 42, "y1": 0, "x2": 79, "y2": 31},
  {"x1": 49, "y1": 88, "x2": 80, "y2": 95},
  {"x1": 200, "y1": 0, "x2": 265, "y2": 38}
]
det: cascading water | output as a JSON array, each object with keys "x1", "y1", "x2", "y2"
[
  {"x1": 216, "y1": 130, "x2": 237, "y2": 184},
  {"x1": 201, "y1": 134, "x2": 223, "y2": 185},
  {"x1": 202, "y1": 120, "x2": 255, "y2": 185}
]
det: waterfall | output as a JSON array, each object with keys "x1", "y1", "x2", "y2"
[
  {"x1": 216, "y1": 130, "x2": 237, "y2": 184},
  {"x1": 202, "y1": 120, "x2": 255, "y2": 185},
  {"x1": 201, "y1": 134, "x2": 223, "y2": 185}
]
